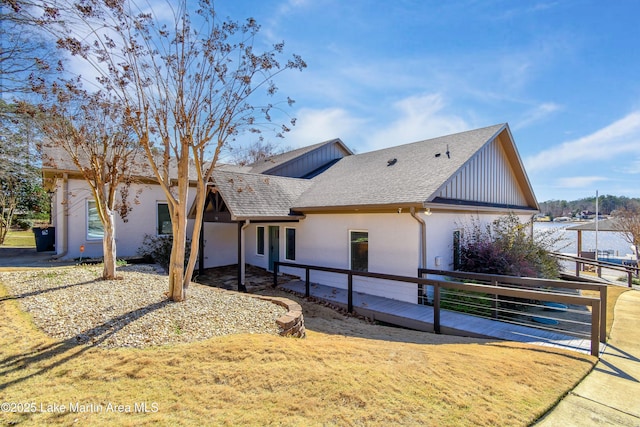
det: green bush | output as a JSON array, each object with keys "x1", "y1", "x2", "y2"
[
  {"x1": 14, "y1": 218, "x2": 34, "y2": 230},
  {"x1": 137, "y1": 234, "x2": 191, "y2": 272}
]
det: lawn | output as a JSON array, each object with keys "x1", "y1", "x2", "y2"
[
  {"x1": 0, "y1": 268, "x2": 598, "y2": 427},
  {"x1": 2, "y1": 229, "x2": 36, "y2": 247},
  {"x1": 583, "y1": 284, "x2": 629, "y2": 339}
]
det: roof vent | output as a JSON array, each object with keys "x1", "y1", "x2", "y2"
[
  {"x1": 387, "y1": 158, "x2": 397, "y2": 166},
  {"x1": 434, "y1": 153, "x2": 441, "y2": 158}
]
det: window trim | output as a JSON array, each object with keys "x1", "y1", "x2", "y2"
[
  {"x1": 349, "y1": 229, "x2": 369, "y2": 272},
  {"x1": 256, "y1": 226, "x2": 265, "y2": 256},
  {"x1": 157, "y1": 202, "x2": 172, "y2": 236},
  {"x1": 86, "y1": 199, "x2": 104, "y2": 241},
  {"x1": 284, "y1": 227, "x2": 296, "y2": 261}
]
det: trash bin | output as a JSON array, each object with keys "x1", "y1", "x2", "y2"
[{"x1": 33, "y1": 227, "x2": 55, "y2": 252}]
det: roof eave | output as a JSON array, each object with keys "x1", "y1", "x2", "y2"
[{"x1": 291, "y1": 202, "x2": 425, "y2": 214}]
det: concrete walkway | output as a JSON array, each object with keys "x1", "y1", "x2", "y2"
[
  {"x1": 535, "y1": 289, "x2": 640, "y2": 426},
  {"x1": 0, "y1": 247, "x2": 78, "y2": 268}
]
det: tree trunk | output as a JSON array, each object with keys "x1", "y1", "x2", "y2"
[
  {"x1": 168, "y1": 204, "x2": 188, "y2": 301},
  {"x1": 167, "y1": 149, "x2": 190, "y2": 302},
  {"x1": 184, "y1": 180, "x2": 206, "y2": 291},
  {"x1": 102, "y1": 208, "x2": 117, "y2": 279}
]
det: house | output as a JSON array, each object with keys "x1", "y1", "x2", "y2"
[{"x1": 43, "y1": 123, "x2": 539, "y2": 303}]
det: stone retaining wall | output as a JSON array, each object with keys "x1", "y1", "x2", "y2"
[{"x1": 252, "y1": 295, "x2": 306, "y2": 338}]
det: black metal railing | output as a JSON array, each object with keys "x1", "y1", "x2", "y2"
[{"x1": 274, "y1": 261, "x2": 603, "y2": 357}]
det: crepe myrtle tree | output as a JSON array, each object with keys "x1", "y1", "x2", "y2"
[
  {"x1": 614, "y1": 206, "x2": 640, "y2": 271},
  {"x1": 23, "y1": 87, "x2": 144, "y2": 280},
  {"x1": 30, "y1": 0, "x2": 306, "y2": 300}
]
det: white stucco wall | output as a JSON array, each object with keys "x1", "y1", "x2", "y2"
[
  {"x1": 201, "y1": 222, "x2": 238, "y2": 268},
  {"x1": 50, "y1": 177, "x2": 198, "y2": 260},
  {"x1": 240, "y1": 211, "x2": 533, "y2": 304},
  {"x1": 244, "y1": 213, "x2": 422, "y2": 303}
]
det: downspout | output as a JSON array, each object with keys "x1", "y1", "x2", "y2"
[
  {"x1": 411, "y1": 206, "x2": 429, "y2": 304},
  {"x1": 410, "y1": 207, "x2": 427, "y2": 269},
  {"x1": 55, "y1": 173, "x2": 69, "y2": 259}
]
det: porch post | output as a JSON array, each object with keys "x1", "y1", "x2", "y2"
[
  {"x1": 237, "y1": 222, "x2": 243, "y2": 292},
  {"x1": 237, "y1": 221, "x2": 248, "y2": 292},
  {"x1": 577, "y1": 230, "x2": 582, "y2": 256}
]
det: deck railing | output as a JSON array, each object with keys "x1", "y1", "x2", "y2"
[
  {"x1": 274, "y1": 261, "x2": 603, "y2": 357},
  {"x1": 419, "y1": 268, "x2": 607, "y2": 345},
  {"x1": 550, "y1": 251, "x2": 638, "y2": 287}
]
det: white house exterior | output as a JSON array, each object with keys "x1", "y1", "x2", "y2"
[{"x1": 42, "y1": 124, "x2": 539, "y2": 303}]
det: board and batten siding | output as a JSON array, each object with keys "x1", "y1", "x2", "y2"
[
  {"x1": 437, "y1": 136, "x2": 528, "y2": 206},
  {"x1": 265, "y1": 142, "x2": 347, "y2": 178}
]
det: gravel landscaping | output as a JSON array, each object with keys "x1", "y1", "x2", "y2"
[{"x1": 0, "y1": 264, "x2": 286, "y2": 348}]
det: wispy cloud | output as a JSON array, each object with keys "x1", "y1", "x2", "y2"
[
  {"x1": 514, "y1": 102, "x2": 562, "y2": 129},
  {"x1": 525, "y1": 111, "x2": 640, "y2": 171},
  {"x1": 556, "y1": 176, "x2": 609, "y2": 188},
  {"x1": 277, "y1": 0, "x2": 311, "y2": 15},
  {"x1": 614, "y1": 157, "x2": 640, "y2": 174},
  {"x1": 366, "y1": 93, "x2": 469, "y2": 151},
  {"x1": 286, "y1": 107, "x2": 367, "y2": 148}
]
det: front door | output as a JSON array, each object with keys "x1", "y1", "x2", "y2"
[{"x1": 268, "y1": 226, "x2": 280, "y2": 271}]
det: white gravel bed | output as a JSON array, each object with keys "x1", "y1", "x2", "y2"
[{"x1": 0, "y1": 264, "x2": 286, "y2": 348}]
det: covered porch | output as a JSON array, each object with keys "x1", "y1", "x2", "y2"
[{"x1": 191, "y1": 175, "x2": 309, "y2": 291}]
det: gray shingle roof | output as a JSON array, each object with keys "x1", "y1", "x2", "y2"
[
  {"x1": 292, "y1": 124, "x2": 506, "y2": 210},
  {"x1": 212, "y1": 170, "x2": 313, "y2": 220},
  {"x1": 42, "y1": 144, "x2": 248, "y2": 182},
  {"x1": 45, "y1": 123, "x2": 533, "y2": 220}
]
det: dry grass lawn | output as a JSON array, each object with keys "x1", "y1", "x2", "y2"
[
  {"x1": 1, "y1": 229, "x2": 35, "y2": 247},
  {"x1": 0, "y1": 269, "x2": 598, "y2": 426},
  {"x1": 583, "y1": 284, "x2": 629, "y2": 339}
]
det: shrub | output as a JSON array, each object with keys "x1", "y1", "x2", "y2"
[
  {"x1": 458, "y1": 214, "x2": 562, "y2": 279},
  {"x1": 137, "y1": 234, "x2": 191, "y2": 272},
  {"x1": 14, "y1": 218, "x2": 34, "y2": 230}
]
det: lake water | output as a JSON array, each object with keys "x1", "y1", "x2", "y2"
[{"x1": 533, "y1": 221, "x2": 635, "y2": 258}]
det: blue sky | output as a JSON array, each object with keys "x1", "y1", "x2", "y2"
[{"x1": 211, "y1": 0, "x2": 640, "y2": 202}]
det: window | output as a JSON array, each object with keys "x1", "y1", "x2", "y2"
[
  {"x1": 157, "y1": 203, "x2": 172, "y2": 235},
  {"x1": 87, "y1": 200, "x2": 104, "y2": 240},
  {"x1": 257, "y1": 226, "x2": 265, "y2": 255},
  {"x1": 285, "y1": 228, "x2": 296, "y2": 261},
  {"x1": 453, "y1": 230, "x2": 461, "y2": 270},
  {"x1": 350, "y1": 231, "x2": 368, "y2": 272}
]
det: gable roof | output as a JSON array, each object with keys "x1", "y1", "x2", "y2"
[
  {"x1": 211, "y1": 170, "x2": 313, "y2": 220},
  {"x1": 292, "y1": 124, "x2": 538, "y2": 212},
  {"x1": 248, "y1": 138, "x2": 352, "y2": 176}
]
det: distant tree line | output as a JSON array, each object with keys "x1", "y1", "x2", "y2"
[{"x1": 539, "y1": 195, "x2": 640, "y2": 219}]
